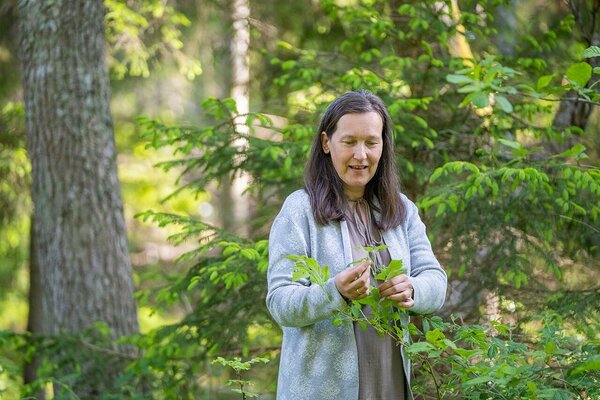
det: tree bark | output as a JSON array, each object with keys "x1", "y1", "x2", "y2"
[
  {"x1": 218, "y1": 0, "x2": 251, "y2": 234},
  {"x1": 19, "y1": 0, "x2": 139, "y2": 394}
]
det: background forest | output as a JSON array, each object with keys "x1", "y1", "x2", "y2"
[{"x1": 0, "y1": 0, "x2": 599, "y2": 399}]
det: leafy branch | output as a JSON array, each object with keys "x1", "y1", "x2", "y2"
[{"x1": 212, "y1": 356, "x2": 270, "y2": 399}]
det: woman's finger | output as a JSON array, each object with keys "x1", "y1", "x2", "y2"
[
  {"x1": 335, "y1": 259, "x2": 372, "y2": 300},
  {"x1": 386, "y1": 289, "x2": 413, "y2": 302},
  {"x1": 379, "y1": 282, "x2": 410, "y2": 298},
  {"x1": 351, "y1": 259, "x2": 371, "y2": 280},
  {"x1": 378, "y1": 274, "x2": 408, "y2": 290},
  {"x1": 395, "y1": 298, "x2": 414, "y2": 308},
  {"x1": 380, "y1": 280, "x2": 413, "y2": 303},
  {"x1": 378, "y1": 275, "x2": 411, "y2": 297}
]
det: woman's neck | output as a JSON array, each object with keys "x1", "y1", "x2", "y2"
[{"x1": 344, "y1": 190, "x2": 365, "y2": 201}]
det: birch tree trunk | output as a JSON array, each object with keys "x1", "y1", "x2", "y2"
[
  {"x1": 19, "y1": 0, "x2": 139, "y2": 394},
  {"x1": 219, "y1": 0, "x2": 251, "y2": 233}
]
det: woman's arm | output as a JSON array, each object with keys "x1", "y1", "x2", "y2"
[
  {"x1": 266, "y1": 215, "x2": 348, "y2": 328},
  {"x1": 404, "y1": 196, "x2": 448, "y2": 314}
]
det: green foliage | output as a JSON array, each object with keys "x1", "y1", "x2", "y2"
[
  {"x1": 127, "y1": 1, "x2": 599, "y2": 397},
  {"x1": 408, "y1": 314, "x2": 600, "y2": 399},
  {"x1": 105, "y1": 0, "x2": 202, "y2": 80},
  {"x1": 446, "y1": 56, "x2": 520, "y2": 111},
  {"x1": 3, "y1": 0, "x2": 598, "y2": 398},
  {"x1": 289, "y1": 253, "x2": 409, "y2": 337},
  {"x1": 212, "y1": 356, "x2": 269, "y2": 399},
  {"x1": 0, "y1": 102, "x2": 29, "y2": 304},
  {"x1": 422, "y1": 147, "x2": 599, "y2": 285},
  {"x1": 291, "y1": 256, "x2": 600, "y2": 399},
  {"x1": 288, "y1": 255, "x2": 330, "y2": 285}
]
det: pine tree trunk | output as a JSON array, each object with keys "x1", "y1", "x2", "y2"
[{"x1": 19, "y1": 0, "x2": 139, "y2": 394}]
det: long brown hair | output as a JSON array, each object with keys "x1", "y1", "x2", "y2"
[{"x1": 304, "y1": 90, "x2": 405, "y2": 230}]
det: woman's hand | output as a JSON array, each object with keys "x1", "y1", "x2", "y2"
[
  {"x1": 378, "y1": 274, "x2": 414, "y2": 308},
  {"x1": 335, "y1": 259, "x2": 371, "y2": 301}
]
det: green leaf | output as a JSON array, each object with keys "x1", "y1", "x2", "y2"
[
  {"x1": 355, "y1": 292, "x2": 378, "y2": 307},
  {"x1": 240, "y1": 248, "x2": 259, "y2": 260},
  {"x1": 187, "y1": 276, "x2": 201, "y2": 290},
  {"x1": 468, "y1": 91, "x2": 489, "y2": 108},
  {"x1": 277, "y1": 41, "x2": 293, "y2": 50},
  {"x1": 406, "y1": 341, "x2": 435, "y2": 353},
  {"x1": 425, "y1": 329, "x2": 446, "y2": 348},
  {"x1": 566, "y1": 62, "x2": 592, "y2": 87},
  {"x1": 375, "y1": 259, "x2": 405, "y2": 281},
  {"x1": 281, "y1": 60, "x2": 297, "y2": 71},
  {"x1": 375, "y1": 244, "x2": 389, "y2": 252},
  {"x1": 457, "y1": 84, "x2": 481, "y2": 93},
  {"x1": 536, "y1": 74, "x2": 553, "y2": 91},
  {"x1": 429, "y1": 167, "x2": 444, "y2": 183},
  {"x1": 495, "y1": 95, "x2": 513, "y2": 113},
  {"x1": 570, "y1": 356, "x2": 600, "y2": 375},
  {"x1": 446, "y1": 74, "x2": 474, "y2": 84},
  {"x1": 555, "y1": 143, "x2": 587, "y2": 159},
  {"x1": 582, "y1": 46, "x2": 600, "y2": 59},
  {"x1": 289, "y1": 255, "x2": 330, "y2": 285},
  {"x1": 498, "y1": 138, "x2": 522, "y2": 150},
  {"x1": 454, "y1": 348, "x2": 479, "y2": 358},
  {"x1": 464, "y1": 375, "x2": 492, "y2": 386}
]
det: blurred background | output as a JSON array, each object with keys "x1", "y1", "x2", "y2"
[{"x1": 1, "y1": 0, "x2": 599, "y2": 398}]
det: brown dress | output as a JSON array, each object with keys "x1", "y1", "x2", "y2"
[{"x1": 346, "y1": 199, "x2": 407, "y2": 400}]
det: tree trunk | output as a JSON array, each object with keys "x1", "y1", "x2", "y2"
[
  {"x1": 19, "y1": 0, "x2": 139, "y2": 394},
  {"x1": 218, "y1": 0, "x2": 251, "y2": 234}
]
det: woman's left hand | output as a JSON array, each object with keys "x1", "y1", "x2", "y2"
[{"x1": 378, "y1": 275, "x2": 414, "y2": 308}]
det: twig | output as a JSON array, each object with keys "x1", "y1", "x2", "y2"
[
  {"x1": 558, "y1": 215, "x2": 600, "y2": 234},
  {"x1": 486, "y1": 384, "x2": 510, "y2": 400},
  {"x1": 552, "y1": 376, "x2": 586, "y2": 400},
  {"x1": 515, "y1": 93, "x2": 600, "y2": 107},
  {"x1": 79, "y1": 339, "x2": 138, "y2": 360},
  {"x1": 422, "y1": 357, "x2": 442, "y2": 400}
]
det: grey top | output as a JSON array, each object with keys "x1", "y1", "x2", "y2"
[
  {"x1": 346, "y1": 199, "x2": 407, "y2": 400},
  {"x1": 266, "y1": 189, "x2": 447, "y2": 400}
]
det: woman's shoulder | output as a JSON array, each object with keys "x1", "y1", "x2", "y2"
[
  {"x1": 397, "y1": 192, "x2": 424, "y2": 226},
  {"x1": 399, "y1": 192, "x2": 417, "y2": 210},
  {"x1": 277, "y1": 189, "x2": 312, "y2": 219},
  {"x1": 285, "y1": 188, "x2": 310, "y2": 203}
]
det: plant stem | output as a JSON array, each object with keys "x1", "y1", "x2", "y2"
[
  {"x1": 423, "y1": 357, "x2": 442, "y2": 400},
  {"x1": 238, "y1": 371, "x2": 247, "y2": 400}
]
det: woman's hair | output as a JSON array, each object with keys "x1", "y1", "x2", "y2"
[{"x1": 304, "y1": 89, "x2": 405, "y2": 230}]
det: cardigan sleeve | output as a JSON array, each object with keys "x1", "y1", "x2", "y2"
[
  {"x1": 403, "y1": 195, "x2": 447, "y2": 314},
  {"x1": 266, "y1": 210, "x2": 348, "y2": 328}
]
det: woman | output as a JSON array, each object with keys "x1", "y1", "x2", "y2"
[{"x1": 266, "y1": 90, "x2": 447, "y2": 400}]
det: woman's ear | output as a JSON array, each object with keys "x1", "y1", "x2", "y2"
[{"x1": 321, "y1": 132, "x2": 330, "y2": 154}]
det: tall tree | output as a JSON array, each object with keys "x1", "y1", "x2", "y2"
[
  {"x1": 216, "y1": 0, "x2": 252, "y2": 234},
  {"x1": 18, "y1": 0, "x2": 139, "y2": 394}
]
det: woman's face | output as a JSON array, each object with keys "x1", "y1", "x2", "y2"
[{"x1": 321, "y1": 111, "x2": 384, "y2": 200}]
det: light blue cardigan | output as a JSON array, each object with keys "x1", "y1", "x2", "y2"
[{"x1": 266, "y1": 190, "x2": 447, "y2": 400}]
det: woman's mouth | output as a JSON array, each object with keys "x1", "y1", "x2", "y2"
[{"x1": 349, "y1": 165, "x2": 368, "y2": 170}]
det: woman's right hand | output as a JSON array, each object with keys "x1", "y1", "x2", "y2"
[{"x1": 334, "y1": 259, "x2": 371, "y2": 301}]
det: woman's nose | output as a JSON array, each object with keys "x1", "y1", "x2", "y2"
[{"x1": 353, "y1": 145, "x2": 367, "y2": 160}]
